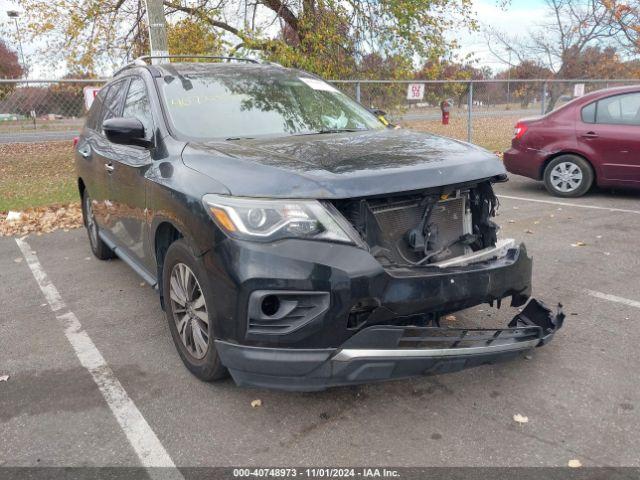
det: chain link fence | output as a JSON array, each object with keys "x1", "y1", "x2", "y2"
[
  {"x1": 0, "y1": 77, "x2": 637, "y2": 149},
  {"x1": 333, "y1": 79, "x2": 639, "y2": 152},
  {"x1": 0, "y1": 79, "x2": 107, "y2": 142}
]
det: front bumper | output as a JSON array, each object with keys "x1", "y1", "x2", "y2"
[{"x1": 216, "y1": 299, "x2": 564, "y2": 391}]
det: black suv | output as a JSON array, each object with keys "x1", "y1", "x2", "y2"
[{"x1": 75, "y1": 57, "x2": 563, "y2": 391}]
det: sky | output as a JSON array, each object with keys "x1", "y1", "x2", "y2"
[
  {"x1": 456, "y1": 0, "x2": 548, "y2": 72},
  {"x1": 0, "y1": 0, "x2": 549, "y2": 78}
]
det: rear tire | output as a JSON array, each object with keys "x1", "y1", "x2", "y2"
[
  {"x1": 82, "y1": 191, "x2": 115, "y2": 260},
  {"x1": 543, "y1": 155, "x2": 593, "y2": 198},
  {"x1": 163, "y1": 239, "x2": 227, "y2": 382}
]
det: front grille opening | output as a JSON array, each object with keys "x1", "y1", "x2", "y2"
[{"x1": 331, "y1": 181, "x2": 500, "y2": 269}]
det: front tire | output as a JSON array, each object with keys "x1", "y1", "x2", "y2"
[
  {"x1": 82, "y1": 191, "x2": 115, "y2": 260},
  {"x1": 163, "y1": 239, "x2": 227, "y2": 382},
  {"x1": 543, "y1": 155, "x2": 593, "y2": 198}
]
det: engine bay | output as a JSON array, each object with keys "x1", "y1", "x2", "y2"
[{"x1": 331, "y1": 180, "x2": 504, "y2": 268}]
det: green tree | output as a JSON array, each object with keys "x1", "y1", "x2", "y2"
[{"x1": 3, "y1": 0, "x2": 476, "y2": 78}]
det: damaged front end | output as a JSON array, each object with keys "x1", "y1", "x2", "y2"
[
  {"x1": 330, "y1": 180, "x2": 504, "y2": 269},
  {"x1": 214, "y1": 179, "x2": 564, "y2": 391}
]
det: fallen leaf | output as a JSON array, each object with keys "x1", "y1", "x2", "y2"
[
  {"x1": 0, "y1": 375, "x2": 9, "y2": 382},
  {"x1": 571, "y1": 241, "x2": 587, "y2": 247},
  {"x1": 524, "y1": 354, "x2": 532, "y2": 360},
  {"x1": 13, "y1": 257, "x2": 22, "y2": 263},
  {"x1": 603, "y1": 252, "x2": 611, "y2": 256},
  {"x1": 0, "y1": 203, "x2": 83, "y2": 237},
  {"x1": 513, "y1": 413, "x2": 529, "y2": 424},
  {"x1": 568, "y1": 459, "x2": 582, "y2": 468},
  {"x1": 140, "y1": 282, "x2": 146, "y2": 287},
  {"x1": 508, "y1": 220, "x2": 515, "y2": 224},
  {"x1": 533, "y1": 220, "x2": 540, "y2": 225},
  {"x1": 444, "y1": 314, "x2": 457, "y2": 323},
  {"x1": 251, "y1": 399, "x2": 262, "y2": 408},
  {"x1": 524, "y1": 229, "x2": 534, "y2": 234}
]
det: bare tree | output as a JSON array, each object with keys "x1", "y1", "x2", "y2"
[
  {"x1": 485, "y1": 0, "x2": 621, "y2": 112},
  {"x1": 600, "y1": 0, "x2": 640, "y2": 53}
]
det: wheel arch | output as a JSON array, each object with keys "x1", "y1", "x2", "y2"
[
  {"x1": 78, "y1": 177, "x2": 86, "y2": 197},
  {"x1": 154, "y1": 221, "x2": 184, "y2": 310}
]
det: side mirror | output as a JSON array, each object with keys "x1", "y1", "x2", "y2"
[{"x1": 103, "y1": 117, "x2": 151, "y2": 148}]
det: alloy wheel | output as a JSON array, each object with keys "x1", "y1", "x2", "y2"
[{"x1": 169, "y1": 263, "x2": 210, "y2": 359}]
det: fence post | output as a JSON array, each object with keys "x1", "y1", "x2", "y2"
[
  {"x1": 355, "y1": 81, "x2": 361, "y2": 103},
  {"x1": 541, "y1": 82, "x2": 547, "y2": 115},
  {"x1": 467, "y1": 81, "x2": 473, "y2": 143}
]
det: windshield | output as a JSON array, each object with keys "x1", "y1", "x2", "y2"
[{"x1": 158, "y1": 68, "x2": 384, "y2": 140}]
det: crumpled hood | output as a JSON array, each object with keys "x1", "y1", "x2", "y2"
[{"x1": 181, "y1": 128, "x2": 506, "y2": 198}]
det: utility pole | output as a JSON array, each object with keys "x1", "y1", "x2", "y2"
[{"x1": 144, "y1": 0, "x2": 169, "y2": 64}]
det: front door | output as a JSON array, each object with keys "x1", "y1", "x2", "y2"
[{"x1": 105, "y1": 76, "x2": 156, "y2": 272}]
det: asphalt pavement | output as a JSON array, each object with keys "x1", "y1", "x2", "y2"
[{"x1": 1, "y1": 176, "x2": 639, "y2": 469}]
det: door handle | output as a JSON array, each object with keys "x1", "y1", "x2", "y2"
[
  {"x1": 78, "y1": 144, "x2": 92, "y2": 158},
  {"x1": 104, "y1": 162, "x2": 115, "y2": 173},
  {"x1": 581, "y1": 131, "x2": 599, "y2": 139}
]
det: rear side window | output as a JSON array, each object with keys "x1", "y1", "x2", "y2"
[
  {"x1": 100, "y1": 79, "x2": 128, "y2": 127},
  {"x1": 85, "y1": 88, "x2": 107, "y2": 130},
  {"x1": 591, "y1": 92, "x2": 640, "y2": 126},
  {"x1": 122, "y1": 77, "x2": 154, "y2": 140},
  {"x1": 581, "y1": 102, "x2": 596, "y2": 123}
]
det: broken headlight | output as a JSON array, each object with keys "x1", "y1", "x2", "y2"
[{"x1": 202, "y1": 194, "x2": 356, "y2": 244}]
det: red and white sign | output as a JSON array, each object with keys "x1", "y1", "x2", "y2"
[
  {"x1": 83, "y1": 86, "x2": 102, "y2": 110},
  {"x1": 407, "y1": 83, "x2": 425, "y2": 101}
]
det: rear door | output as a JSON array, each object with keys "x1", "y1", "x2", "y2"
[
  {"x1": 577, "y1": 91, "x2": 640, "y2": 184},
  {"x1": 104, "y1": 76, "x2": 155, "y2": 271},
  {"x1": 77, "y1": 87, "x2": 110, "y2": 226}
]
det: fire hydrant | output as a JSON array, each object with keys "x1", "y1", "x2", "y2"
[{"x1": 440, "y1": 99, "x2": 451, "y2": 125}]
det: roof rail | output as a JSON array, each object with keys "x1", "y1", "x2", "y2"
[
  {"x1": 138, "y1": 55, "x2": 259, "y2": 64},
  {"x1": 113, "y1": 55, "x2": 261, "y2": 77}
]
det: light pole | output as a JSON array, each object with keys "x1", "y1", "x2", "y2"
[{"x1": 6, "y1": 10, "x2": 27, "y2": 76}]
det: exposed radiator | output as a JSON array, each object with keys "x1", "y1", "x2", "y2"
[{"x1": 371, "y1": 194, "x2": 471, "y2": 262}]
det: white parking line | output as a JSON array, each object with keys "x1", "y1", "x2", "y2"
[
  {"x1": 497, "y1": 195, "x2": 640, "y2": 215},
  {"x1": 15, "y1": 237, "x2": 182, "y2": 475},
  {"x1": 586, "y1": 289, "x2": 640, "y2": 309}
]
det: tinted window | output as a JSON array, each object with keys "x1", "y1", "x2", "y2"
[
  {"x1": 122, "y1": 77, "x2": 154, "y2": 140},
  {"x1": 581, "y1": 102, "x2": 596, "y2": 123},
  {"x1": 596, "y1": 92, "x2": 640, "y2": 126},
  {"x1": 158, "y1": 71, "x2": 384, "y2": 140},
  {"x1": 101, "y1": 79, "x2": 128, "y2": 127}
]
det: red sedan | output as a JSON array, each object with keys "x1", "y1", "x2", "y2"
[{"x1": 504, "y1": 85, "x2": 640, "y2": 197}]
